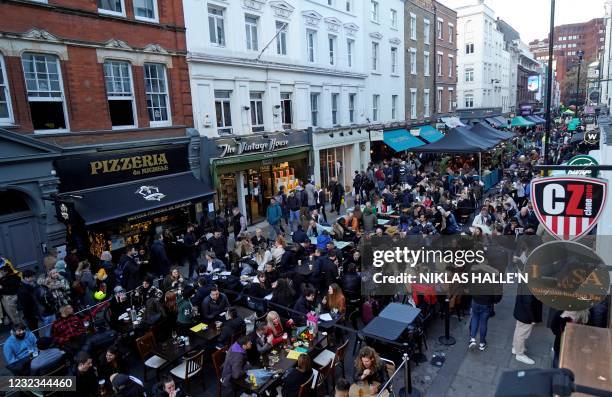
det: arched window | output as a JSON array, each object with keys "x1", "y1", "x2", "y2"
[{"x1": 0, "y1": 191, "x2": 30, "y2": 216}]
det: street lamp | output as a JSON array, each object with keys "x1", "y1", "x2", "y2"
[{"x1": 575, "y1": 50, "x2": 585, "y2": 108}]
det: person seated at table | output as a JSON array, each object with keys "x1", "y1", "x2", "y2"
[
  {"x1": 316, "y1": 231, "x2": 333, "y2": 250},
  {"x1": 278, "y1": 246, "x2": 297, "y2": 275},
  {"x1": 221, "y1": 335, "x2": 252, "y2": 397},
  {"x1": 142, "y1": 296, "x2": 166, "y2": 329},
  {"x1": 97, "y1": 344, "x2": 127, "y2": 385},
  {"x1": 293, "y1": 285, "x2": 316, "y2": 319},
  {"x1": 281, "y1": 353, "x2": 313, "y2": 397},
  {"x1": 70, "y1": 351, "x2": 98, "y2": 397},
  {"x1": 341, "y1": 263, "x2": 361, "y2": 298},
  {"x1": 135, "y1": 276, "x2": 163, "y2": 306},
  {"x1": 270, "y1": 278, "x2": 296, "y2": 308},
  {"x1": 204, "y1": 251, "x2": 226, "y2": 273},
  {"x1": 176, "y1": 286, "x2": 196, "y2": 332},
  {"x1": 191, "y1": 277, "x2": 211, "y2": 308},
  {"x1": 264, "y1": 262, "x2": 279, "y2": 284},
  {"x1": 249, "y1": 271, "x2": 272, "y2": 298},
  {"x1": 110, "y1": 373, "x2": 146, "y2": 397},
  {"x1": 3, "y1": 323, "x2": 37, "y2": 374},
  {"x1": 335, "y1": 378, "x2": 350, "y2": 397},
  {"x1": 234, "y1": 233, "x2": 255, "y2": 259},
  {"x1": 217, "y1": 307, "x2": 246, "y2": 347},
  {"x1": 254, "y1": 245, "x2": 272, "y2": 272},
  {"x1": 322, "y1": 283, "x2": 346, "y2": 317},
  {"x1": 251, "y1": 228, "x2": 267, "y2": 249},
  {"x1": 325, "y1": 241, "x2": 343, "y2": 263},
  {"x1": 201, "y1": 286, "x2": 229, "y2": 323},
  {"x1": 162, "y1": 267, "x2": 185, "y2": 292},
  {"x1": 51, "y1": 305, "x2": 87, "y2": 355},
  {"x1": 108, "y1": 285, "x2": 131, "y2": 330},
  {"x1": 306, "y1": 220, "x2": 326, "y2": 238},
  {"x1": 153, "y1": 375, "x2": 187, "y2": 397},
  {"x1": 271, "y1": 236, "x2": 286, "y2": 265},
  {"x1": 292, "y1": 225, "x2": 308, "y2": 244},
  {"x1": 353, "y1": 346, "x2": 389, "y2": 393},
  {"x1": 266, "y1": 311, "x2": 294, "y2": 346},
  {"x1": 163, "y1": 290, "x2": 178, "y2": 325},
  {"x1": 247, "y1": 321, "x2": 273, "y2": 364},
  {"x1": 362, "y1": 207, "x2": 377, "y2": 234}
]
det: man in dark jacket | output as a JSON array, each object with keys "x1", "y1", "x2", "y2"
[
  {"x1": 183, "y1": 224, "x2": 200, "y2": 278},
  {"x1": 17, "y1": 270, "x2": 40, "y2": 332},
  {"x1": 118, "y1": 247, "x2": 140, "y2": 291},
  {"x1": 149, "y1": 234, "x2": 171, "y2": 277},
  {"x1": 201, "y1": 287, "x2": 229, "y2": 322},
  {"x1": 207, "y1": 230, "x2": 228, "y2": 265},
  {"x1": 217, "y1": 307, "x2": 245, "y2": 347},
  {"x1": 221, "y1": 335, "x2": 252, "y2": 397},
  {"x1": 293, "y1": 287, "x2": 315, "y2": 321},
  {"x1": 292, "y1": 225, "x2": 308, "y2": 244},
  {"x1": 329, "y1": 178, "x2": 345, "y2": 214},
  {"x1": 287, "y1": 191, "x2": 301, "y2": 232},
  {"x1": 512, "y1": 283, "x2": 542, "y2": 365}
]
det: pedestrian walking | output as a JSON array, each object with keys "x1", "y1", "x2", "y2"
[
  {"x1": 231, "y1": 207, "x2": 247, "y2": 240},
  {"x1": 266, "y1": 197, "x2": 283, "y2": 241},
  {"x1": 286, "y1": 191, "x2": 301, "y2": 232},
  {"x1": 512, "y1": 283, "x2": 542, "y2": 365}
]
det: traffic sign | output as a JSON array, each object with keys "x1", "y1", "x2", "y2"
[{"x1": 531, "y1": 176, "x2": 608, "y2": 241}]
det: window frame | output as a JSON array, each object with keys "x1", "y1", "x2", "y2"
[
  {"x1": 310, "y1": 92, "x2": 320, "y2": 127},
  {"x1": 410, "y1": 48, "x2": 417, "y2": 75},
  {"x1": 391, "y1": 47, "x2": 398, "y2": 74},
  {"x1": 437, "y1": 87, "x2": 443, "y2": 113},
  {"x1": 423, "y1": 51, "x2": 430, "y2": 77},
  {"x1": 331, "y1": 93, "x2": 339, "y2": 125},
  {"x1": 348, "y1": 93, "x2": 356, "y2": 123},
  {"x1": 208, "y1": 5, "x2": 226, "y2": 47},
  {"x1": 437, "y1": 19, "x2": 443, "y2": 40},
  {"x1": 465, "y1": 67, "x2": 474, "y2": 82},
  {"x1": 448, "y1": 23, "x2": 454, "y2": 43},
  {"x1": 466, "y1": 43, "x2": 474, "y2": 54},
  {"x1": 436, "y1": 53, "x2": 442, "y2": 76},
  {"x1": 21, "y1": 52, "x2": 69, "y2": 133},
  {"x1": 371, "y1": 41, "x2": 379, "y2": 72},
  {"x1": 371, "y1": 0, "x2": 379, "y2": 22},
  {"x1": 390, "y1": 9, "x2": 398, "y2": 29},
  {"x1": 410, "y1": 13, "x2": 417, "y2": 40},
  {"x1": 465, "y1": 92, "x2": 474, "y2": 108},
  {"x1": 448, "y1": 55, "x2": 454, "y2": 77},
  {"x1": 423, "y1": 89, "x2": 430, "y2": 118},
  {"x1": 98, "y1": 0, "x2": 126, "y2": 17},
  {"x1": 276, "y1": 21, "x2": 288, "y2": 55},
  {"x1": 103, "y1": 59, "x2": 138, "y2": 130},
  {"x1": 347, "y1": 38, "x2": 354, "y2": 68},
  {"x1": 391, "y1": 95, "x2": 398, "y2": 120},
  {"x1": 328, "y1": 34, "x2": 337, "y2": 66},
  {"x1": 448, "y1": 88, "x2": 454, "y2": 112},
  {"x1": 307, "y1": 29, "x2": 317, "y2": 63},
  {"x1": 250, "y1": 91, "x2": 264, "y2": 132},
  {"x1": 372, "y1": 94, "x2": 379, "y2": 122},
  {"x1": 280, "y1": 92, "x2": 292, "y2": 129},
  {"x1": 424, "y1": 19, "x2": 430, "y2": 45},
  {"x1": 144, "y1": 63, "x2": 172, "y2": 127},
  {"x1": 345, "y1": 0, "x2": 352, "y2": 12},
  {"x1": 245, "y1": 14, "x2": 259, "y2": 52},
  {"x1": 0, "y1": 55, "x2": 14, "y2": 126},
  {"x1": 214, "y1": 90, "x2": 233, "y2": 135},
  {"x1": 133, "y1": 0, "x2": 158, "y2": 23},
  {"x1": 410, "y1": 88, "x2": 417, "y2": 119}
]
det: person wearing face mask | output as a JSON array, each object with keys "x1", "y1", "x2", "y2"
[{"x1": 3, "y1": 323, "x2": 37, "y2": 374}]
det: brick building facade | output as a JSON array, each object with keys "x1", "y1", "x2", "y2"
[
  {"x1": 0, "y1": 0, "x2": 192, "y2": 146},
  {"x1": 433, "y1": 1, "x2": 457, "y2": 117}
]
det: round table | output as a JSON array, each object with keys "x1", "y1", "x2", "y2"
[{"x1": 348, "y1": 382, "x2": 389, "y2": 397}]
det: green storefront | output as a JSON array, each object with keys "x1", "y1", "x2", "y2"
[{"x1": 202, "y1": 132, "x2": 311, "y2": 224}]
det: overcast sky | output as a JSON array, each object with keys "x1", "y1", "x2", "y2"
[{"x1": 442, "y1": 0, "x2": 607, "y2": 43}]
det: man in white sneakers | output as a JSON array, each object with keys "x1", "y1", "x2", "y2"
[{"x1": 512, "y1": 284, "x2": 542, "y2": 365}]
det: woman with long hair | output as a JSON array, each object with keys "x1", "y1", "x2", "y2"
[
  {"x1": 265, "y1": 310, "x2": 294, "y2": 346},
  {"x1": 271, "y1": 236, "x2": 286, "y2": 265},
  {"x1": 353, "y1": 346, "x2": 389, "y2": 392},
  {"x1": 323, "y1": 283, "x2": 346, "y2": 317},
  {"x1": 163, "y1": 290, "x2": 178, "y2": 324},
  {"x1": 254, "y1": 245, "x2": 272, "y2": 272},
  {"x1": 162, "y1": 267, "x2": 184, "y2": 292},
  {"x1": 271, "y1": 278, "x2": 296, "y2": 308},
  {"x1": 281, "y1": 354, "x2": 313, "y2": 397}
]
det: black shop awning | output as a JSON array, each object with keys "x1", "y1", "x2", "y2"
[{"x1": 65, "y1": 172, "x2": 215, "y2": 225}]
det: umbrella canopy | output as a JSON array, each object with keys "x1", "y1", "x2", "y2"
[
  {"x1": 417, "y1": 125, "x2": 445, "y2": 143},
  {"x1": 441, "y1": 117, "x2": 466, "y2": 128},
  {"x1": 511, "y1": 116, "x2": 535, "y2": 127},
  {"x1": 525, "y1": 116, "x2": 544, "y2": 125},
  {"x1": 412, "y1": 126, "x2": 501, "y2": 153},
  {"x1": 383, "y1": 129, "x2": 426, "y2": 152},
  {"x1": 470, "y1": 122, "x2": 516, "y2": 141}
]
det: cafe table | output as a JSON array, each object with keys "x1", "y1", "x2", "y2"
[
  {"x1": 378, "y1": 303, "x2": 421, "y2": 327},
  {"x1": 362, "y1": 316, "x2": 407, "y2": 342},
  {"x1": 349, "y1": 381, "x2": 389, "y2": 397},
  {"x1": 152, "y1": 336, "x2": 204, "y2": 363},
  {"x1": 189, "y1": 323, "x2": 222, "y2": 342}
]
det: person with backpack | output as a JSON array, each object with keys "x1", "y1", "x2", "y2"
[{"x1": 116, "y1": 246, "x2": 140, "y2": 292}]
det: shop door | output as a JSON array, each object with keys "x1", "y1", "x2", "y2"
[{"x1": 0, "y1": 215, "x2": 41, "y2": 269}]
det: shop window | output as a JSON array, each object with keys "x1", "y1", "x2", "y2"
[
  {"x1": 321, "y1": 147, "x2": 347, "y2": 191},
  {"x1": 98, "y1": 0, "x2": 125, "y2": 16},
  {"x1": 103, "y1": 60, "x2": 136, "y2": 128},
  {"x1": 21, "y1": 53, "x2": 68, "y2": 132},
  {"x1": 280, "y1": 92, "x2": 292, "y2": 129},
  {"x1": 0, "y1": 55, "x2": 13, "y2": 125},
  {"x1": 250, "y1": 92, "x2": 264, "y2": 132},
  {"x1": 215, "y1": 90, "x2": 233, "y2": 134},
  {"x1": 134, "y1": 0, "x2": 158, "y2": 22},
  {"x1": 144, "y1": 63, "x2": 171, "y2": 125}
]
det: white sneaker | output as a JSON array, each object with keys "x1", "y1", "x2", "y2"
[
  {"x1": 511, "y1": 348, "x2": 528, "y2": 355},
  {"x1": 469, "y1": 338, "x2": 477, "y2": 350},
  {"x1": 515, "y1": 354, "x2": 535, "y2": 365},
  {"x1": 479, "y1": 343, "x2": 487, "y2": 351}
]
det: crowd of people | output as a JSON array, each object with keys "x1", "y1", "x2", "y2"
[{"x1": 0, "y1": 114, "x2": 609, "y2": 397}]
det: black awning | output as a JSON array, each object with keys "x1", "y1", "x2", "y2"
[{"x1": 66, "y1": 172, "x2": 215, "y2": 225}]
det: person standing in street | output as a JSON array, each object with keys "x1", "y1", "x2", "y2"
[
  {"x1": 512, "y1": 283, "x2": 542, "y2": 365},
  {"x1": 329, "y1": 178, "x2": 345, "y2": 214},
  {"x1": 266, "y1": 197, "x2": 283, "y2": 241},
  {"x1": 17, "y1": 270, "x2": 40, "y2": 333},
  {"x1": 316, "y1": 185, "x2": 327, "y2": 224},
  {"x1": 305, "y1": 181, "x2": 317, "y2": 211},
  {"x1": 0, "y1": 263, "x2": 22, "y2": 326},
  {"x1": 286, "y1": 191, "x2": 301, "y2": 233},
  {"x1": 149, "y1": 233, "x2": 171, "y2": 277},
  {"x1": 182, "y1": 224, "x2": 200, "y2": 279},
  {"x1": 231, "y1": 207, "x2": 247, "y2": 241}
]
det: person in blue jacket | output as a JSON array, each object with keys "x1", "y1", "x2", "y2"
[
  {"x1": 267, "y1": 197, "x2": 283, "y2": 241},
  {"x1": 3, "y1": 323, "x2": 37, "y2": 374}
]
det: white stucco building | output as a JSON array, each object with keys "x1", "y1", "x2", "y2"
[
  {"x1": 184, "y1": 0, "x2": 404, "y2": 218},
  {"x1": 601, "y1": 1, "x2": 612, "y2": 108}
]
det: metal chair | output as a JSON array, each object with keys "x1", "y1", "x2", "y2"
[
  {"x1": 380, "y1": 357, "x2": 397, "y2": 397},
  {"x1": 170, "y1": 349, "x2": 205, "y2": 394}
]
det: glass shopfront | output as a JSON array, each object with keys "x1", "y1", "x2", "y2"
[{"x1": 319, "y1": 146, "x2": 353, "y2": 190}]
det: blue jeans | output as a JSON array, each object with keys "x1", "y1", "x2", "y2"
[
  {"x1": 268, "y1": 223, "x2": 281, "y2": 240},
  {"x1": 469, "y1": 302, "x2": 493, "y2": 343},
  {"x1": 289, "y1": 210, "x2": 300, "y2": 232}
]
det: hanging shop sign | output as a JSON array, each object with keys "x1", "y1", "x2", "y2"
[
  {"x1": 583, "y1": 129, "x2": 600, "y2": 145},
  {"x1": 54, "y1": 145, "x2": 189, "y2": 192},
  {"x1": 217, "y1": 137, "x2": 289, "y2": 157},
  {"x1": 566, "y1": 155, "x2": 599, "y2": 178},
  {"x1": 531, "y1": 176, "x2": 607, "y2": 241}
]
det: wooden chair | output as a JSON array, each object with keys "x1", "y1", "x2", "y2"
[
  {"x1": 38, "y1": 362, "x2": 68, "y2": 396},
  {"x1": 314, "y1": 359, "x2": 333, "y2": 396},
  {"x1": 212, "y1": 346, "x2": 228, "y2": 397},
  {"x1": 298, "y1": 372, "x2": 314, "y2": 397},
  {"x1": 135, "y1": 331, "x2": 167, "y2": 381},
  {"x1": 170, "y1": 349, "x2": 205, "y2": 394}
]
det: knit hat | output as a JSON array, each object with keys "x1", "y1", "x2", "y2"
[
  {"x1": 96, "y1": 268, "x2": 108, "y2": 281},
  {"x1": 100, "y1": 251, "x2": 112, "y2": 261},
  {"x1": 54, "y1": 260, "x2": 67, "y2": 272}
]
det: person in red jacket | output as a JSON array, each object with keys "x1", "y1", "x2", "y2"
[
  {"x1": 265, "y1": 310, "x2": 294, "y2": 346},
  {"x1": 51, "y1": 305, "x2": 86, "y2": 354}
]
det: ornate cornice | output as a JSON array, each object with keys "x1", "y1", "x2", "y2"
[
  {"x1": 269, "y1": 0, "x2": 294, "y2": 18},
  {"x1": 302, "y1": 10, "x2": 323, "y2": 27},
  {"x1": 104, "y1": 39, "x2": 132, "y2": 50},
  {"x1": 22, "y1": 28, "x2": 59, "y2": 42}
]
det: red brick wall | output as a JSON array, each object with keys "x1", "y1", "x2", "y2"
[{"x1": 0, "y1": 0, "x2": 192, "y2": 146}]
